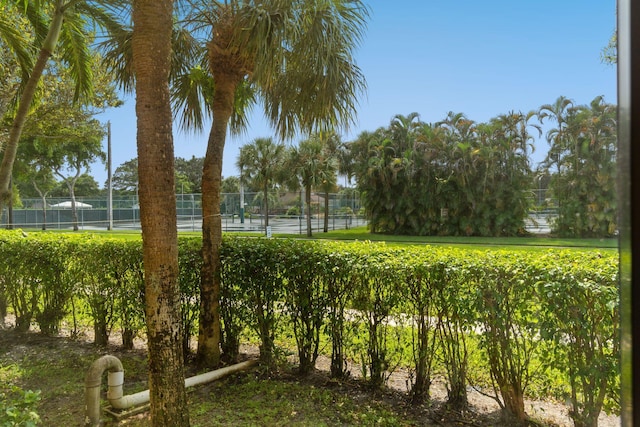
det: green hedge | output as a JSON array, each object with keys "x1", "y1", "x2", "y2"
[{"x1": 0, "y1": 231, "x2": 619, "y2": 425}]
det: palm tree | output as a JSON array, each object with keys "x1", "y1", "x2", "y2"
[
  {"x1": 174, "y1": 0, "x2": 368, "y2": 366},
  {"x1": 317, "y1": 131, "x2": 342, "y2": 232},
  {"x1": 0, "y1": 7, "x2": 35, "y2": 118},
  {"x1": 389, "y1": 112, "x2": 421, "y2": 154},
  {"x1": 236, "y1": 137, "x2": 286, "y2": 233},
  {"x1": 538, "y1": 96, "x2": 574, "y2": 173},
  {"x1": 0, "y1": 0, "x2": 123, "y2": 214},
  {"x1": 286, "y1": 136, "x2": 338, "y2": 237},
  {"x1": 131, "y1": 0, "x2": 189, "y2": 425}
]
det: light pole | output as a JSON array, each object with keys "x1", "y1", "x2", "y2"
[{"x1": 107, "y1": 121, "x2": 113, "y2": 230}]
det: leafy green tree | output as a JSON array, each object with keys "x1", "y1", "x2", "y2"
[
  {"x1": 170, "y1": 0, "x2": 368, "y2": 366},
  {"x1": 10, "y1": 52, "x2": 113, "y2": 230},
  {"x1": 13, "y1": 137, "x2": 57, "y2": 228},
  {"x1": 111, "y1": 158, "x2": 138, "y2": 194},
  {"x1": 220, "y1": 175, "x2": 240, "y2": 193},
  {"x1": 50, "y1": 122, "x2": 106, "y2": 231},
  {"x1": 175, "y1": 171, "x2": 193, "y2": 195},
  {"x1": 51, "y1": 173, "x2": 99, "y2": 197},
  {"x1": 0, "y1": 0, "x2": 123, "y2": 214},
  {"x1": 236, "y1": 137, "x2": 285, "y2": 231},
  {"x1": 112, "y1": 156, "x2": 202, "y2": 196},
  {"x1": 175, "y1": 155, "x2": 204, "y2": 193}
]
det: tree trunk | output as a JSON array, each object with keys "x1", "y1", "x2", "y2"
[
  {"x1": 93, "y1": 315, "x2": 109, "y2": 347},
  {"x1": 0, "y1": 2, "x2": 64, "y2": 212},
  {"x1": 323, "y1": 190, "x2": 329, "y2": 232},
  {"x1": 197, "y1": 71, "x2": 239, "y2": 367},
  {"x1": 264, "y1": 185, "x2": 269, "y2": 230},
  {"x1": 33, "y1": 182, "x2": 47, "y2": 230},
  {"x1": 41, "y1": 201, "x2": 47, "y2": 230},
  {"x1": 305, "y1": 185, "x2": 312, "y2": 237},
  {"x1": 132, "y1": 1, "x2": 190, "y2": 426},
  {"x1": 67, "y1": 181, "x2": 79, "y2": 231}
]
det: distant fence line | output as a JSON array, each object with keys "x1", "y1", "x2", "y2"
[
  {"x1": 1, "y1": 192, "x2": 365, "y2": 233},
  {"x1": 1, "y1": 190, "x2": 556, "y2": 233}
]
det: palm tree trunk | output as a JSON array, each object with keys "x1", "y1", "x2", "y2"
[
  {"x1": 305, "y1": 185, "x2": 312, "y2": 237},
  {"x1": 197, "y1": 72, "x2": 239, "y2": 367},
  {"x1": 264, "y1": 185, "x2": 269, "y2": 229},
  {"x1": 0, "y1": 4, "x2": 64, "y2": 211},
  {"x1": 132, "y1": 1, "x2": 190, "y2": 425},
  {"x1": 323, "y1": 190, "x2": 329, "y2": 232}
]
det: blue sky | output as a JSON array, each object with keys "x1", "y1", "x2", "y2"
[{"x1": 94, "y1": 0, "x2": 617, "y2": 187}]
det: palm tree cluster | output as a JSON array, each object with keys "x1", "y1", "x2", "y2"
[
  {"x1": 539, "y1": 96, "x2": 617, "y2": 237},
  {"x1": 237, "y1": 133, "x2": 340, "y2": 238},
  {"x1": 345, "y1": 98, "x2": 616, "y2": 238},
  {"x1": 343, "y1": 112, "x2": 537, "y2": 236},
  {"x1": 284, "y1": 133, "x2": 339, "y2": 237}
]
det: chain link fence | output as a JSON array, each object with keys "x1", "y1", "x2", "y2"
[{"x1": 2, "y1": 192, "x2": 365, "y2": 233}]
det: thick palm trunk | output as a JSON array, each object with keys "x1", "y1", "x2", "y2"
[
  {"x1": 197, "y1": 73, "x2": 238, "y2": 367},
  {"x1": 0, "y1": 4, "x2": 64, "y2": 212},
  {"x1": 132, "y1": 1, "x2": 190, "y2": 425}
]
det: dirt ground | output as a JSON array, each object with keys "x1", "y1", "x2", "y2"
[
  {"x1": 307, "y1": 351, "x2": 620, "y2": 427},
  {"x1": 0, "y1": 318, "x2": 621, "y2": 427}
]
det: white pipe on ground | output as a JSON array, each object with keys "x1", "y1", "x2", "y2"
[{"x1": 84, "y1": 356, "x2": 258, "y2": 427}]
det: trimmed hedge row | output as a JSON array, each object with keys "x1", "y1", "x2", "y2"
[{"x1": 0, "y1": 231, "x2": 619, "y2": 425}]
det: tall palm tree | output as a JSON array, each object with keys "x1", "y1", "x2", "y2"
[
  {"x1": 538, "y1": 96, "x2": 574, "y2": 173},
  {"x1": 132, "y1": 0, "x2": 189, "y2": 425},
  {"x1": 317, "y1": 131, "x2": 342, "y2": 232},
  {"x1": 286, "y1": 136, "x2": 338, "y2": 237},
  {"x1": 0, "y1": 0, "x2": 123, "y2": 213},
  {"x1": 236, "y1": 137, "x2": 286, "y2": 232},
  {"x1": 389, "y1": 112, "x2": 421, "y2": 154},
  {"x1": 175, "y1": 0, "x2": 368, "y2": 366}
]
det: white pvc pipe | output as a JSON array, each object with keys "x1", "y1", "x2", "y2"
[
  {"x1": 107, "y1": 369, "x2": 150, "y2": 410},
  {"x1": 85, "y1": 356, "x2": 258, "y2": 426},
  {"x1": 184, "y1": 360, "x2": 257, "y2": 388}
]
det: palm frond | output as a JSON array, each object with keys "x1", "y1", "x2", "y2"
[
  {"x1": 98, "y1": 24, "x2": 133, "y2": 92},
  {"x1": 171, "y1": 65, "x2": 213, "y2": 132},
  {"x1": 57, "y1": 12, "x2": 93, "y2": 102},
  {"x1": 229, "y1": 79, "x2": 256, "y2": 136},
  {"x1": 0, "y1": 16, "x2": 36, "y2": 105}
]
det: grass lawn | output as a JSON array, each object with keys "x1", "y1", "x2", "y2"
[
  {"x1": 299, "y1": 226, "x2": 618, "y2": 251},
  {"x1": 18, "y1": 225, "x2": 618, "y2": 252}
]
